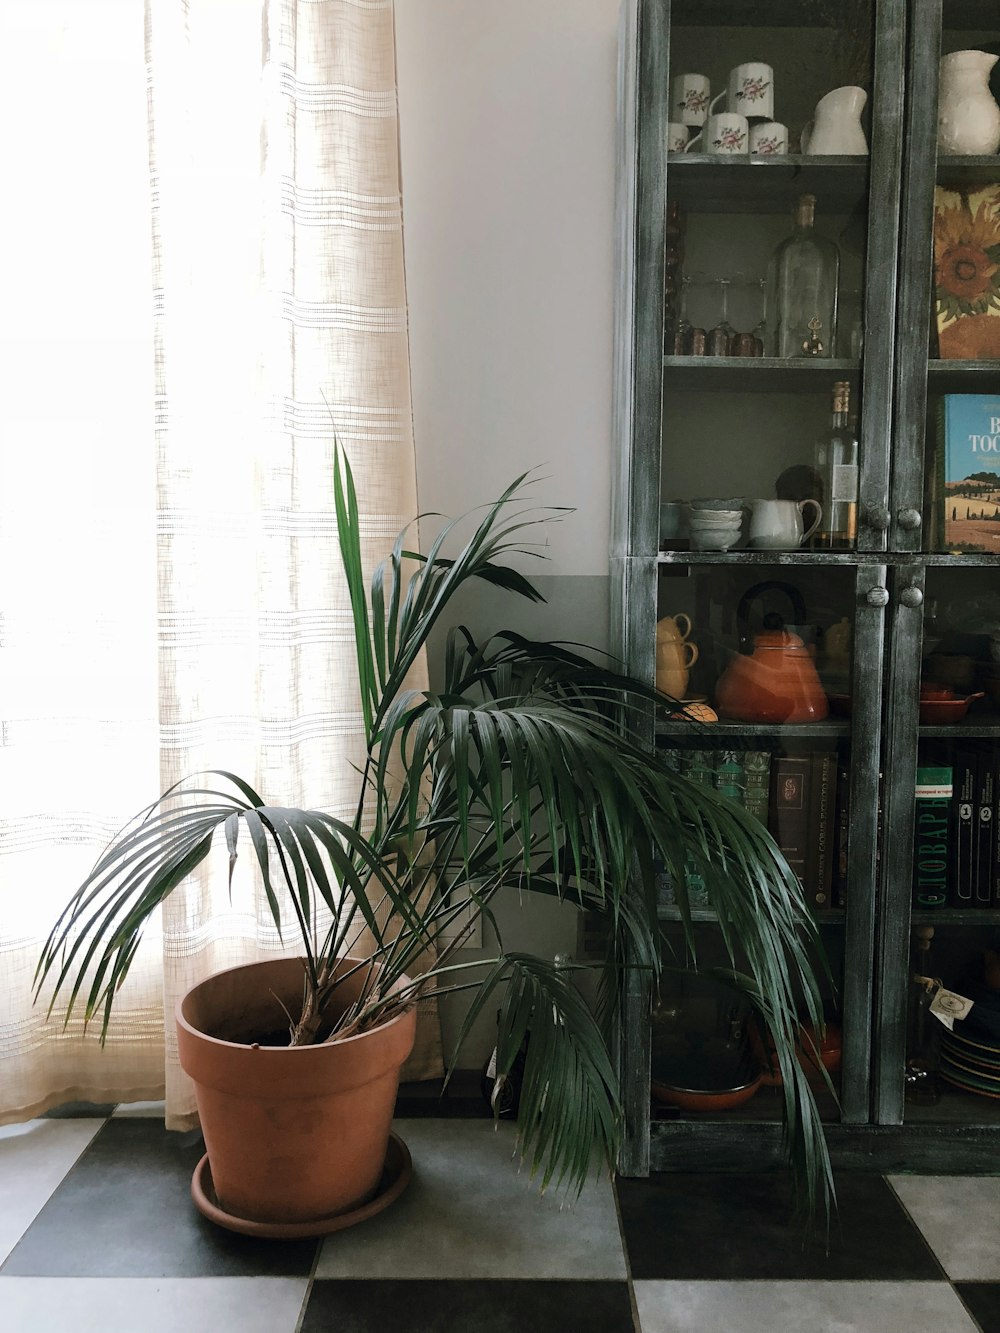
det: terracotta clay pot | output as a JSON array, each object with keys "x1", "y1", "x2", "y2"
[{"x1": 176, "y1": 957, "x2": 416, "y2": 1226}]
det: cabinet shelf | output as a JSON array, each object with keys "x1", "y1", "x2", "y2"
[
  {"x1": 662, "y1": 355, "x2": 858, "y2": 392},
  {"x1": 656, "y1": 719, "x2": 850, "y2": 740},
  {"x1": 911, "y1": 909, "x2": 1000, "y2": 925},
  {"x1": 665, "y1": 156, "x2": 869, "y2": 214},
  {"x1": 658, "y1": 905, "x2": 846, "y2": 925},
  {"x1": 670, "y1": 0, "x2": 851, "y2": 23},
  {"x1": 927, "y1": 360, "x2": 1000, "y2": 392},
  {"x1": 656, "y1": 549, "x2": 864, "y2": 566},
  {"x1": 937, "y1": 157, "x2": 1000, "y2": 191}
]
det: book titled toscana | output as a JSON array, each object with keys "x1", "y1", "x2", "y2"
[{"x1": 939, "y1": 394, "x2": 1000, "y2": 553}]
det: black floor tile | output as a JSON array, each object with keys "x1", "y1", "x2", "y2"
[
  {"x1": 956, "y1": 1283, "x2": 1000, "y2": 1333},
  {"x1": 616, "y1": 1171, "x2": 945, "y2": 1281},
  {"x1": 42, "y1": 1101, "x2": 116, "y2": 1118},
  {"x1": 395, "y1": 1070, "x2": 492, "y2": 1118},
  {"x1": 0, "y1": 1118, "x2": 316, "y2": 1278},
  {"x1": 300, "y1": 1280, "x2": 637, "y2": 1333}
]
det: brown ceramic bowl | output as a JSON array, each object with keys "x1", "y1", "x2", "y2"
[
  {"x1": 919, "y1": 692, "x2": 984, "y2": 724},
  {"x1": 650, "y1": 1072, "x2": 762, "y2": 1113}
]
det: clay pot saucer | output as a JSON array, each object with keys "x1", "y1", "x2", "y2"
[{"x1": 191, "y1": 1131, "x2": 412, "y2": 1238}]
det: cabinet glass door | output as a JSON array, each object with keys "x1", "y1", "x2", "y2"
[
  {"x1": 653, "y1": 561, "x2": 887, "y2": 1130},
  {"x1": 645, "y1": 0, "x2": 903, "y2": 1155},
  {"x1": 878, "y1": 0, "x2": 1000, "y2": 1130}
]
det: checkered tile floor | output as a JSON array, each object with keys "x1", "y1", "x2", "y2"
[{"x1": 2, "y1": 1086, "x2": 1000, "y2": 1332}]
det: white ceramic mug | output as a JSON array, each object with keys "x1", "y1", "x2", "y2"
[
  {"x1": 750, "y1": 120, "x2": 788, "y2": 156},
  {"x1": 666, "y1": 122, "x2": 689, "y2": 153},
  {"x1": 748, "y1": 498, "x2": 822, "y2": 549},
  {"x1": 671, "y1": 73, "x2": 711, "y2": 126},
  {"x1": 685, "y1": 113, "x2": 749, "y2": 156},
  {"x1": 709, "y1": 63, "x2": 774, "y2": 120}
]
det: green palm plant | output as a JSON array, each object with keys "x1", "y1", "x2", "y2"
[{"x1": 37, "y1": 447, "x2": 833, "y2": 1210}]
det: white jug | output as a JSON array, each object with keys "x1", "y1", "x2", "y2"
[
  {"x1": 748, "y1": 498, "x2": 822, "y2": 550},
  {"x1": 801, "y1": 86, "x2": 869, "y2": 156},
  {"x1": 937, "y1": 50, "x2": 1000, "y2": 155}
]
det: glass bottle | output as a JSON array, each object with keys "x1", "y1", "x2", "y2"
[
  {"x1": 904, "y1": 926, "x2": 941, "y2": 1105},
  {"x1": 814, "y1": 380, "x2": 859, "y2": 549},
  {"x1": 767, "y1": 193, "x2": 840, "y2": 358}
]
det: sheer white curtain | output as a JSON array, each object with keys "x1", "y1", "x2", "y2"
[{"x1": 0, "y1": 0, "x2": 441, "y2": 1129}]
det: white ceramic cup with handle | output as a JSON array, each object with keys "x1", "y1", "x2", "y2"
[
  {"x1": 749, "y1": 120, "x2": 788, "y2": 155},
  {"x1": 708, "y1": 63, "x2": 774, "y2": 120},
  {"x1": 671, "y1": 73, "x2": 711, "y2": 126},
  {"x1": 666, "y1": 122, "x2": 689, "y2": 153},
  {"x1": 685, "y1": 113, "x2": 749, "y2": 156}
]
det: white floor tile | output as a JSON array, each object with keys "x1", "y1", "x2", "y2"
[
  {"x1": 0, "y1": 1278, "x2": 308, "y2": 1333},
  {"x1": 315, "y1": 1117, "x2": 626, "y2": 1280},
  {"x1": 889, "y1": 1175, "x2": 1000, "y2": 1279},
  {"x1": 633, "y1": 1280, "x2": 980, "y2": 1333},
  {"x1": 0, "y1": 1120, "x2": 104, "y2": 1265},
  {"x1": 111, "y1": 1100, "x2": 166, "y2": 1118}
]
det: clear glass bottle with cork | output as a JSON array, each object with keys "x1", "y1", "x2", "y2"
[{"x1": 767, "y1": 193, "x2": 840, "y2": 358}]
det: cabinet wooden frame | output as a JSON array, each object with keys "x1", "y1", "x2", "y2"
[{"x1": 603, "y1": 0, "x2": 1000, "y2": 1176}]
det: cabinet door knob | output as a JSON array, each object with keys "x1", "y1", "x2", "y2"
[
  {"x1": 897, "y1": 507, "x2": 922, "y2": 531},
  {"x1": 866, "y1": 505, "x2": 891, "y2": 531},
  {"x1": 866, "y1": 586, "x2": 890, "y2": 608},
  {"x1": 900, "y1": 586, "x2": 923, "y2": 608}
]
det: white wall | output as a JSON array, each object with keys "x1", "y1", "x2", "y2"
[{"x1": 394, "y1": 0, "x2": 621, "y2": 577}]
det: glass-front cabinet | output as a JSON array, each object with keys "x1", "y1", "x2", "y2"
[{"x1": 614, "y1": 0, "x2": 1000, "y2": 1174}]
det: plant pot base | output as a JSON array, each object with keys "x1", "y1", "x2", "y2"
[{"x1": 190, "y1": 1131, "x2": 412, "y2": 1238}]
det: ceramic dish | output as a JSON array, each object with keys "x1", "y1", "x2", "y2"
[
  {"x1": 650, "y1": 1072, "x2": 762, "y2": 1113},
  {"x1": 918, "y1": 691, "x2": 984, "y2": 724},
  {"x1": 190, "y1": 1132, "x2": 412, "y2": 1237}
]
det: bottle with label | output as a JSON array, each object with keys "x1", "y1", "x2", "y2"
[
  {"x1": 766, "y1": 193, "x2": 840, "y2": 357},
  {"x1": 814, "y1": 380, "x2": 859, "y2": 548}
]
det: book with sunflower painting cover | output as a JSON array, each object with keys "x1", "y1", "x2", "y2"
[{"x1": 934, "y1": 184, "x2": 1000, "y2": 360}]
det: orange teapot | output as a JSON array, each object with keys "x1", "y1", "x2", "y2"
[{"x1": 714, "y1": 581, "x2": 829, "y2": 724}]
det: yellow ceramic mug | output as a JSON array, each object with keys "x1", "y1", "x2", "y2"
[{"x1": 656, "y1": 617, "x2": 698, "y2": 699}]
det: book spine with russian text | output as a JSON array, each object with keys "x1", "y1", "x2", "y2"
[{"x1": 912, "y1": 765, "x2": 952, "y2": 909}]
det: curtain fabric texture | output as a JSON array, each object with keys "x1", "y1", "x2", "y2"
[{"x1": 0, "y1": 0, "x2": 441, "y2": 1129}]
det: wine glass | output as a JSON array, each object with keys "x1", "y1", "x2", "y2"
[
  {"x1": 708, "y1": 276, "x2": 735, "y2": 356},
  {"x1": 751, "y1": 277, "x2": 769, "y2": 356},
  {"x1": 672, "y1": 273, "x2": 692, "y2": 355}
]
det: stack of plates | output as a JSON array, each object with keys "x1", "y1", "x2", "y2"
[{"x1": 939, "y1": 1022, "x2": 1000, "y2": 1099}]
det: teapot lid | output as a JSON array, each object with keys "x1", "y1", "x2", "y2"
[{"x1": 755, "y1": 612, "x2": 805, "y2": 650}]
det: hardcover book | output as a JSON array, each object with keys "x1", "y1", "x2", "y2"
[
  {"x1": 832, "y1": 760, "x2": 850, "y2": 908},
  {"x1": 939, "y1": 394, "x2": 1000, "y2": 553},
  {"x1": 934, "y1": 185, "x2": 1000, "y2": 360},
  {"x1": 768, "y1": 755, "x2": 811, "y2": 899},
  {"x1": 807, "y1": 751, "x2": 837, "y2": 909},
  {"x1": 912, "y1": 765, "x2": 952, "y2": 909},
  {"x1": 743, "y1": 750, "x2": 772, "y2": 826},
  {"x1": 975, "y1": 750, "x2": 995, "y2": 908},
  {"x1": 952, "y1": 746, "x2": 977, "y2": 907}
]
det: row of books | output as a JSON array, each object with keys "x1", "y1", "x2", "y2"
[
  {"x1": 656, "y1": 748, "x2": 847, "y2": 912},
  {"x1": 914, "y1": 746, "x2": 1000, "y2": 909}
]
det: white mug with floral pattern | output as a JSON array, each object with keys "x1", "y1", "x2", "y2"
[
  {"x1": 709, "y1": 62, "x2": 774, "y2": 121},
  {"x1": 666, "y1": 122, "x2": 689, "y2": 153},
  {"x1": 749, "y1": 120, "x2": 788, "y2": 156},
  {"x1": 672, "y1": 73, "x2": 711, "y2": 126},
  {"x1": 685, "y1": 112, "x2": 749, "y2": 156}
]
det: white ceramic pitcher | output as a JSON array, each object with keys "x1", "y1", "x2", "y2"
[
  {"x1": 937, "y1": 50, "x2": 1000, "y2": 155},
  {"x1": 801, "y1": 86, "x2": 869, "y2": 155},
  {"x1": 748, "y1": 498, "x2": 822, "y2": 550}
]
